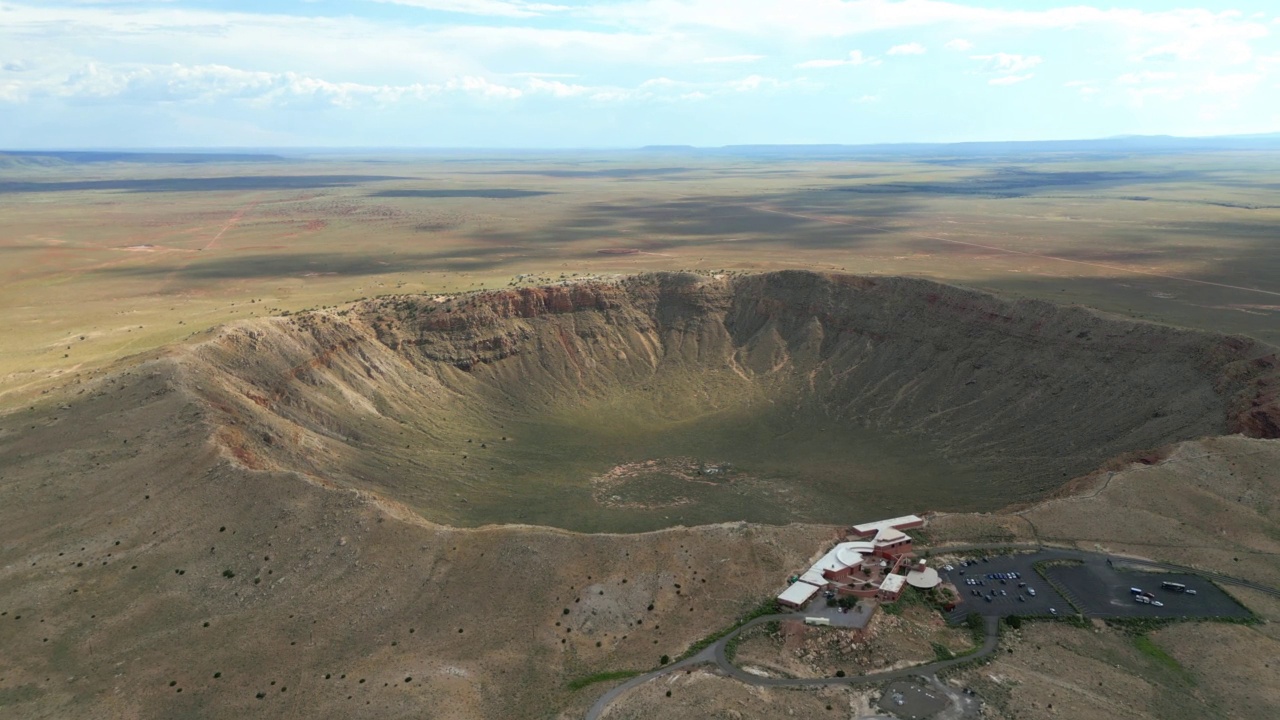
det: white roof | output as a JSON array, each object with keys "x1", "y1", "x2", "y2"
[
  {"x1": 835, "y1": 542, "x2": 875, "y2": 565},
  {"x1": 852, "y1": 515, "x2": 923, "y2": 535},
  {"x1": 778, "y1": 581, "x2": 822, "y2": 606},
  {"x1": 799, "y1": 570, "x2": 828, "y2": 587},
  {"x1": 879, "y1": 574, "x2": 908, "y2": 593},
  {"x1": 906, "y1": 567, "x2": 941, "y2": 589},
  {"x1": 873, "y1": 527, "x2": 908, "y2": 545},
  {"x1": 813, "y1": 541, "x2": 873, "y2": 575}
]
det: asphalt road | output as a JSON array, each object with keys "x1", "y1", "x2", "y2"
[
  {"x1": 584, "y1": 614, "x2": 999, "y2": 720},
  {"x1": 584, "y1": 543, "x2": 1280, "y2": 719}
]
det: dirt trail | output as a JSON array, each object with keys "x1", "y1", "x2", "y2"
[{"x1": 203, "y1": 199, "x2": 261, "y2": 250}]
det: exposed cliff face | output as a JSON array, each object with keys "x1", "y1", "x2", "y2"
[{"x1": 178, "y1": 271, "x2": 1279, "y2": 531}]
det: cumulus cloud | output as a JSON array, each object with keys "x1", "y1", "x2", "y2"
[
  {"x1": 972, "y1": 53, "x2": 1043, "y2": 74},
  {"x1": 945, "y1": 38, "x2": 974, "y2": 51},
  {"x1": 365, "y1": 0, "x2": 569, "y2": 19},
  {"x1": 1116, "y1": 71, "x2": 1178, "y2": 85},
  {"x1": 0, "y1": 61, "x2": 530, "y2": 107},
  {"x1": 888, "y1": 42, "x2": 926, "y2": 55},
  {"x1": 525, "y1": 76, "x2": 589, "y2": 97},
  {"x1": 796, "y1": 50, "x2": 876, "y2": 69},
  {"x1": 700, "y1": 54, "x2": 765, "y2": 63},
  {"x1": 989, "y1": 74, "x2": 1033, "y2": 86}
]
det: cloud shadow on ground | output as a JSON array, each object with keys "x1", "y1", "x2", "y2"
[
  {"x1": 827, "y1": 168, "x2": 1205, "y2": 198},
  {"x1": 0, "y1": 175, "x2": 410, "y2": 194},
  {"x1": 370, "y1": 189, "x2": 556, "y2": 199}
]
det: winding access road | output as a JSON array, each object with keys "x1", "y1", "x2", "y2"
[
  {"x1": 584, "y1": 543, "x2": 1280, "y2": 720},
  {"x1": 585, "y1": 615, "x2": 998, "y2": 720}
]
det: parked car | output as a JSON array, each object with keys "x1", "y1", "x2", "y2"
[
  {"x1": 1027, "y1": 588, "x2": 1036, "y2": 596},
  {"x1": 1151, "y1": 600, "x2": 1164, "y2": 607}
]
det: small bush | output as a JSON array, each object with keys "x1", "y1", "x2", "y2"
[
  {"x1": 659, "y1": 654, "x2": 670, "y2": 665},
  {"x1": 222, "y1": 569, "x2": 235, "y2": 579}
]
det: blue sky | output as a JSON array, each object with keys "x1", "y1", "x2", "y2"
[{"x1": 1, "y1": 0, "x2": 1278, "y2": 147}]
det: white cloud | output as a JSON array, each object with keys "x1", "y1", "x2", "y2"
[
  {"x1": 1116, "y1": 71, "x2": 1178, "y2": 85},
  {"x1": 972, "y1": 53, "x2": 1043, "y2": 74},
  {"x1": 796, "y1": 50, "x2": 876, "y2": 69},
  {"x1": 989, "y1": 74, "x2": 1033, "y2": 86},
  {"x1": 888, "y1": 42, "x2": 926, "y2": 56},
  {"x1": 506, "y1": 72, "x2": 579, "y2": 78},
  {"x1": 0, "y1": 61, "x2": 533, "y2": 107},
  {"x1": 525, "y1": 76, "x2": 589, "y2": 97},
  {"x1": 365, "y1": 0, "x2": 569, "y2": 19},
  {"x1": 855, "y1": 94, "x2": 880, "y2": 103},
  {"x1": 595, "y1": 0, "x2": 1271, "y2": 49},
  {"x1": 700, "y1": 54, "x2": 765, "y2": 63},
  {"x1": 945, "y1": 38, "x2": 974, "y2": 51},
  {"x1": 1064, "y1": 80, "x2": 1100, "y2": 96},
  {"x1": 1196, "y1": 72, "x2": 1263, "y2": 95}
]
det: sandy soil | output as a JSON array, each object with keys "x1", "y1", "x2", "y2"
[{"x1": 732, "y1": 605, "x2": 976, "y2": 679}]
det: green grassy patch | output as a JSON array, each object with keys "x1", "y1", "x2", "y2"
[
  {"x1": 931, "y1": 641, "x2": 956, "y2": 661},
  {"x1": 1132, "y1": 634, "x2": 1182, "y2": 672},
  {"x1": 566, "y1": 670, "x2": 642, "y2": 691}
]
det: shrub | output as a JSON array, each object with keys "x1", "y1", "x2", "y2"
[
  {"x1": 659, "y1": 654, "x2": 670, "y2": 665},
  {"x1": 222, "y1": 569, "x2": 235, "y2": 579}
]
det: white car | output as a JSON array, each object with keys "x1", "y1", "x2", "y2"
[
  {"x1": 1151, "y1": 600, "x2": 1164, "y2": 607},
  {"x1": 943, "y1": 565, "x2": 954, "y2": 572},
  {"x1": 1049, "y1": 608, "x2": 1057, "y2": 614}
]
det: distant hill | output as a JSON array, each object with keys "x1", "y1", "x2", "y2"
[
  {"x1": 0, "y1": 150, "x2": 286, "y2": 168},
  {"x1": 634, "y1": 133, "x2": 1280, "y2": 159}
]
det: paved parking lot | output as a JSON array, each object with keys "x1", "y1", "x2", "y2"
[
  {"x1": 877, "y1": 678, "x2": 950, "y2": 719},
  {"x1": 939, "y1": 553, "x2": 1072, "y2": 622},
  {"x1": 938, "y1": 551, "x2": 1254, "y2": 623},
  {"x1": 800, "y1": 597, "x2": 876, "y2": 628},
  {"x1": 1044, "y1": 564, "x2": 1252, "y2": 619}
]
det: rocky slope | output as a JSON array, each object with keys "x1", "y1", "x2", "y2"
[
  {"x1": 1, "y1": 271, "x2": 1278, "y2": 720},
  {"x1": 178, "y1": 271, "x2": 1279, "y2": 529}
]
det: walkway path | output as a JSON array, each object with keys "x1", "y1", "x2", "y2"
[{"x1": 585, "y1": 543, "x2": 1280, "y2": 719}]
